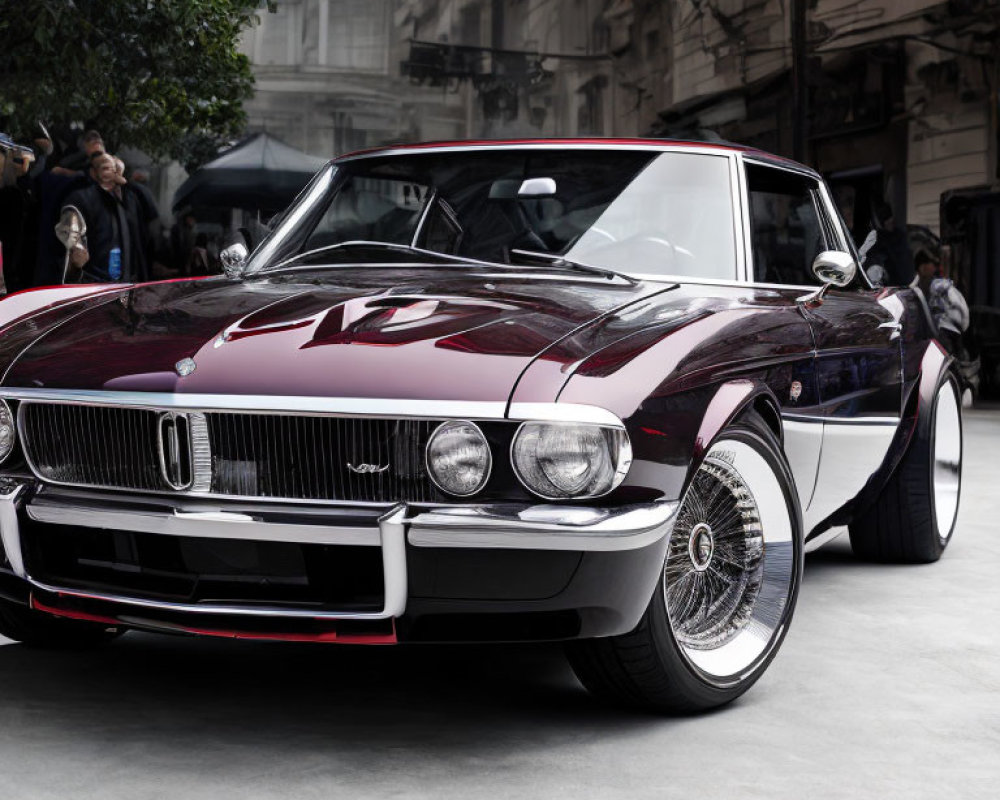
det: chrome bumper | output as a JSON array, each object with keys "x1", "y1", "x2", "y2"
[{"x1": 0, "y1": 483, "x2": 678, "y2": 622}]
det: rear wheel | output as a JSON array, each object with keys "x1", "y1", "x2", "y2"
[
  {"x1": 567, "y1": 414, "x2": 802, "y2": 713},
  {"x1": 0, "y1": 598, "x2": 122, "y2": 648},
  {"x1": 849, "y1": 373, "x2": 962, "y2": 563}
]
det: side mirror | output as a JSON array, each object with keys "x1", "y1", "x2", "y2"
[
  {"x1": 220, "y1": 242, "x2": 248, "y2": 279},
  {"x1": 812, "y1": 250, "x2": 857, "y2": 287}
]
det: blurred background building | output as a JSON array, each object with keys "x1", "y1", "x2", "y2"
[
  {"x1": 176, "y1": 0, "x2": 1000, "y2": 389},
  {"x1": 238, "y1": 1, "x2": 997, "y2": 233}
]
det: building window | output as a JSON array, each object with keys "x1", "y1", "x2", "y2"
[{"x1": 302, "y1": 0, "x2": 389, "y2": 72}]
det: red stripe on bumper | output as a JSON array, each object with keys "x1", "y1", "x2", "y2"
[{"x1": 31, "y1": 594, "x2": 397, "y2": 644}]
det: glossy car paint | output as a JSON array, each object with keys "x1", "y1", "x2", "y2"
[
  {"x1": 0, "y1": 139, "x2": 948, "y2": 644},
  {"x1": 0, "y1": 269, "x2": 660, "y2": 403}
]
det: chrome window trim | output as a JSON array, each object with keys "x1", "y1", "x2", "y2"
[
  {"x1": 737, "y1": 153, "x2": 872, "y2": 292},
  {"x1": 335, "y1": 142, "x2": 746, "y2": 164},
  {"x1": 734, "y1": 152, "x2": 754, "y2": 284},
  {"x1": 246, "y1": 165, "x2": 337, "y2": 272}
]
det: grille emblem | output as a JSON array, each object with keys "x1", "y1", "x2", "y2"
[
  {"x1": 157, "y1": 412, "x2": 194, "y2": 490},
  {"x1": 347, "y1": 462, "x2": 390, "y2": 474},
  {"x1": 175, "y1": 358, "x2": 197, "y2": 377}
]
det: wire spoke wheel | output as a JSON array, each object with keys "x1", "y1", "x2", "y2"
[
  {"x1": 663, "y1": 437, "x2": 796, "y2": 685},
  {"x1": 566, "y1": 414, "x2": 801, "y2": 712}
]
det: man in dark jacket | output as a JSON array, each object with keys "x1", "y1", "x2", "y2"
[
  {"x1": 54, "y1": 130, "x2": 104, "y2": 175},
  {"x1": 60, "y1": 153, "x2": 143, "y2": 283}
]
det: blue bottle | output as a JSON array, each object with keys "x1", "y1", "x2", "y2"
[{"x1": 108, "y1": 247, "x2": 122, "y2": 281}]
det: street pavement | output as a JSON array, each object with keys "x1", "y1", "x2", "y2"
[{"x1": 0, "y1": 410, "x2": 997, "y2": 799}]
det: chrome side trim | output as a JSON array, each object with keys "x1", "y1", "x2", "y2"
[
  {"x1": 804, "y1": 421, "x2": 898, "y2": 533},
  {"x1": 4, "y1": 389, "x2": 623, "y2": 426},
  {"x1": 10, "y1": 390, "x2": 507, "y2": 420},
  {"x1": 507, "y1": 402, "x2": 624, "y2": 427},
  {"x1": 0, "y1": 483, "x2": 27, "y2": 577},
  {"x1": 781, "y1": 413, "x2": 900, "y2": 426},
  {"x1": 407, "y1": 500, "x2": 678, "y2": 551},
  {"x1": 25, "y1": 501, "x2": 382, "y2": 546}
]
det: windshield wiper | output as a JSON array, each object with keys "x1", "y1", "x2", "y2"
[
  {"x1": 267, "y1": 240, "x2": 495, "y2": 272},
  {"x1": 508, "y1": 249, "x2": 637, "y2": 284}
]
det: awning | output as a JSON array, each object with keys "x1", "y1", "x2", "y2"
[{"x1": 172, "y1": 132, "x2": 327, "y2": 216}]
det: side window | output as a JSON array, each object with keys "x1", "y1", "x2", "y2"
[{"x1": 746, "y1": 164, "x2": 835, "y2": 286}]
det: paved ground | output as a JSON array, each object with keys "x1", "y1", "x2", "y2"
[{"x1": 0, "y1": 411, "x2": 997, "y2": 799}]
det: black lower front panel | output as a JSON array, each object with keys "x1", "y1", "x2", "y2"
[
  {"x1": 21, "y1": 518, "x2": 384, "y2": 612},
  {"x1": 17, "y1": 516, "x2": 668, "y2": 644}
]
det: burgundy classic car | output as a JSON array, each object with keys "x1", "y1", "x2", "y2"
[{"x1": 0, "y1": 140, "x2": 962, "y2": 713}]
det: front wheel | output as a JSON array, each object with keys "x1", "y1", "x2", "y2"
[{"x1": 567, "y1": 414, "x2": 802, "y2": 713}]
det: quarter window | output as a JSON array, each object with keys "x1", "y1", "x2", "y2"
[{"x1": 747, "y1": 164, "x2": 836, "y2": 286}]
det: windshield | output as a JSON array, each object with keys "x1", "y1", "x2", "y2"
[{"x1": 247, "y1": 148, "x2": 737, "y2": 280}]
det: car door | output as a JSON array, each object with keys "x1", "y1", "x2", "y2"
[{"x1": 743, "y1": 158, "x2": 903, "y2": 536}]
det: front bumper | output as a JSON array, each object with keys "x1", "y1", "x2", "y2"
[{"x1": 0, "y1": 481, "x2": 677, "y2": 642}]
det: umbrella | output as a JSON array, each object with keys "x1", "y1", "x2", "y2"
[{"x1": 172, "y1": 133, "x2": 327, "y2": 216}]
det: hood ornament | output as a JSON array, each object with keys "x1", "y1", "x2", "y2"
[
  {"x1": 175, "y1": 358, "x2": 197, "y2": 377},
  {"x1": 347, "y1": 462, "x2": 390, "y2": 474}
]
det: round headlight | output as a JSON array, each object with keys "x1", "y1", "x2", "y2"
[
  {"x1": 426, "y1": 420, "x2": 492, "y2": 497},
  {"x1": 0, "y1": 400, "x2": 15, "y2": 464},
  {"x1": 511, "y1": 422, "x2": 632, "y2": 499}
]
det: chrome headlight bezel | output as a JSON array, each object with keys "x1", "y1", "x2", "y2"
[
  {"x1": 0, "y1": 400, "x2": 15, "y2": 465},
  {"x1": 510, "y1": 421, "x2": 633, "y2": 500},
  {"x1": 425, "y1": 419, "x2": 493, "y2": 497}
]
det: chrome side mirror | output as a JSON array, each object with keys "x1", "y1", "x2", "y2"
[
  {"x1": 220, "y1": 242, "x2": 248, "y2": 279},
  {"x1": 812, "y1": 250, "x2": 857, "y2": 287}
]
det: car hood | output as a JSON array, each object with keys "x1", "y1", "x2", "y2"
[{"x1": 1, "y1": 268, "x2": 665, "y2": 403}]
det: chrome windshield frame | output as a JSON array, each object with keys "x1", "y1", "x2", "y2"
[{"x1": 243, "y1": 143, "x2": 747, "y2": 283}]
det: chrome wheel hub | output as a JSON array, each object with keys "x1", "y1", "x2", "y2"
[
  {"x1": 687, "y1": 523, "x2": 715, "y2": 572},
  {"x1": 663, "y1": 438, "x2": 795, "y2": 684}
]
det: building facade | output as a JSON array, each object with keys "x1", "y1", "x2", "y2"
[
  {"x1": 235, "y1": 1, "x2": 998, "y2": 241},
  {"x1": 393, "y1": 0, "x2": 998, "y2": 240}
]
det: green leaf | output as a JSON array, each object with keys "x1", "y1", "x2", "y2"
[{"x1": 0, "y1": 0, "x2": 263, "y2": 166}]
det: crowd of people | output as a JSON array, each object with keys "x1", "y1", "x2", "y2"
[{"x1": 0, "y1": 127, "x2": 216, "y2": 294}]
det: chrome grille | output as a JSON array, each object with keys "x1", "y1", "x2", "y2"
[
  {"x1": 207, "y1": 413, "x2": 440, "y2": 502},
  {"x1": 20, "y1": 403, "x2": 443, "y2": 503},
  {"x1": 21, "y1": 404, "x2": 162, "y2": 490}
]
